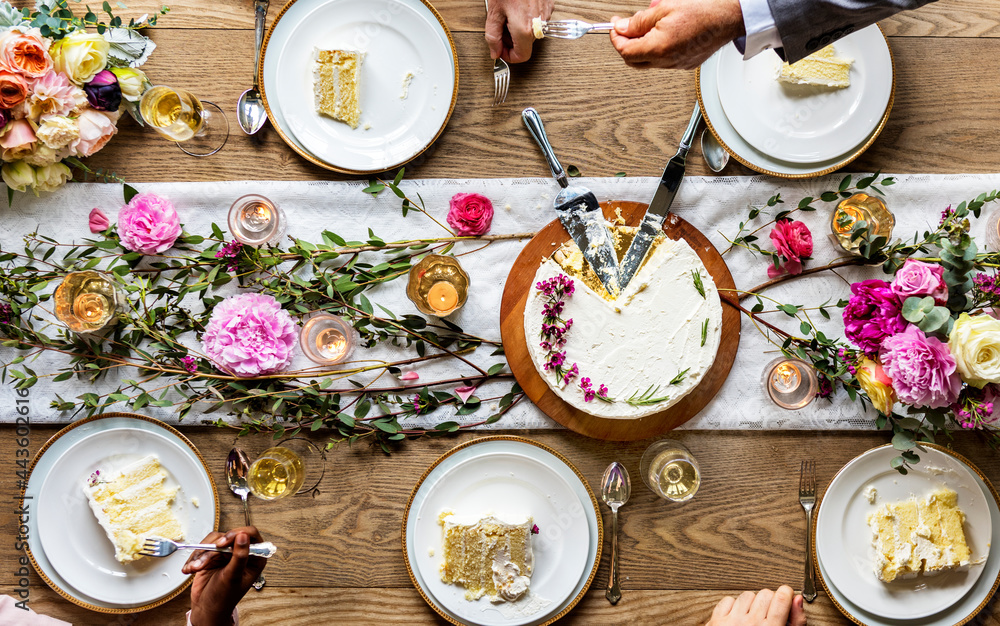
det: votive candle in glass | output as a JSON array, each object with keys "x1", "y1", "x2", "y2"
[
  {"x1": 761, "y1": 356, "x2": 818, "y2": 410},
  {"x1": 300, "y1": 314, "x2": 356, "y2": 365},
  {"x1": 830, "y1": 193, "x2": 894, "y2": 255},
  {"x1": 406, "y1": 255, "x2": 470, "y2": 317},
  {"x1": 228, "y1": 194, "x2": 286, "y2": 247},
  {"x1": 53, "y1": 271, "x2": 119, "y2": 333}
]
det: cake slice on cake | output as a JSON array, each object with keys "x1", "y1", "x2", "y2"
[
  {"x1": 313, "y1": 49, "x2": 364, "y2": 129},
  {"x1": 83, "y1": 454, "x2": 184, "y2": 564},
  {"x1": 439, "y1": 511, "x2": 534, "y2": 602}
]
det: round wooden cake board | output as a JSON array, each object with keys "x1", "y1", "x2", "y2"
[{"x1": 499, "y1": 201, "x2": 741, "y2": 441}]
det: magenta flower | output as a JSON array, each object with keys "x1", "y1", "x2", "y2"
[
  {"x1": 84, "y1": 69, "x2": 121, "y2": 111},
  {"x1": 88, "y1": 207, "x2": 109, "y2": 233},
  {"x1": 215, "y1": 240, "x2": 243, "y2": 272},
  {"x1": 118, "y1": 192, "x2": 182, "y2": 255},
  {"x1": 181, "y1": 355, "x2": 197, "y2": 374},
  {"x1": 843, "y1": 280, "x2": 907, "y2": 354},
  {"x1": 891, "y1": 259, "x2": 948, "y2": 305},
  {"x1": 202, "y1": 293, "x2": 298, "y2": 377},
  {"x1": 447, "y1": 192, "x2": 494, "y2": 236},
  {"x1": 879, "y1": 325, "x2": 962, "y2": 409},
  {"x1": 767, "y1": 219, "x2": 812, "y2": 278}
]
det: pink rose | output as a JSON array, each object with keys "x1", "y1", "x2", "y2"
[
  {"x1": 0, "y1": 31, "x2": 52, "y2": 78},
  {"x1": 767, "y1": 219, "x2": 812, "y2": 278},
  {"x1": 117, "y1": 192, "x2": 182, "y2": 255},
  {"x1": 891, "y1": 259, "x2": 948, "y2": 305},
  {"x1": 0, "y1": 70, "x2": 28, "y2": 108},
  {"x1": 447, "y1": 192, "x2": 494, "y2": 236},
  {"x1": 88, "y1": 207, "x2": 109, "y2": 233},
  {"x1": 0, "y1": 118, "x2": 35, "y2": 161},
  {"x1": 880, "y1": 325, "x2": 962, "y2": 409},
  {"x1": 72, "y1": 108, "x2": 118, "y2": 157}
]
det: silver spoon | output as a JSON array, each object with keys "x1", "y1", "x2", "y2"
[
  {"x1": 701, "y1": 128, "x2": 729, "y2": 172},
  {"x1": 601, "y1": 461, "x2": 630, "y2": 605},
  {"x1": 226, "y1": 447, "x2": 266, "y2": 590},
  {"x1": 237, "y1": 0, "x2": 269, "y2": 135}
]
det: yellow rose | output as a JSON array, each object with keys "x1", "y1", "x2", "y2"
[
  {"x1": 32, "y1": 162, "x2": 71, "y2": 194},
  {"x1": 50, "y1": 32, "x2": 109, "y2": 85},
  {"x1": 949, "y1": 313, "x2": 1000, "y2": 388},
  {"x1": 856, "y1": 357, "x2": 895, "y2": 415},
  {"x1": 110, "y1": 67, "x2": 147, "y2": 102},
  {"x1": 2, "y1": 160, "x2": 34, "y2": 193}
]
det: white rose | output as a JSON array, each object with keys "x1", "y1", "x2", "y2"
[
  {"x1": 2, "y1": 160, "x2": 35, "y2": 192},
  {"x1": 32, "y1": 162, "x2": 71, "y2": 194},
  {"x1": 36, "y1": 115, "x2": 79, "y2": 150},
  {"x1": 949, "y1": 313, "x2": 1000, "y2": 388},
  {"x1": 50, "y1": 32, "x2": 110, "y2": 85},
  {"x1": 22, "y1": 143, "x2": 61, "y2": 167}
]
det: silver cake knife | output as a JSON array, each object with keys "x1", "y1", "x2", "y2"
[
  {"x1": 522, "y1": 108, "x2": 622, "y2": 297},
  {"x1": 617, "y1": 104, "x2": 702, "y2": 290}
]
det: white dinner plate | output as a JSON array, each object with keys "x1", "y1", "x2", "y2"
[
  {"x1": 696, "y1": 25, "x2": 894, "y2": 179},
  {"x1": 716, "y1": 27, "x2": 892, "y2": 163},
  {"x1": 403, "y1": 437, "x2": 602, "y2": 626},
  {"x1": 22, "y1": 414, "x2": 219, "y2": 613},
  {"x1": 261, "y1": 0, "x2": 458, "y2": 174},
  {"x1": 816, "y1": 445, "x2": 992, "y2": 620}
]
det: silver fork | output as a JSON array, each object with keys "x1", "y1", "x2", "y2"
[
  {"x1": 541, "y1": 20, "x2": 615, "y2": 40},
  {"x1": 799, "y1": 460, "x2": 818, "y2": 603},
  {"x1": 484, "y1": 0, "x2": 510, "y2": 106},
  {"x1": 139, "y1": 537, "x2": 277, "y2": 559}
]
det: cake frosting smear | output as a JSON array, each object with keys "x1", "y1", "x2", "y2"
[
  {"x1": 439, "y1": 511, "x2": 534, "y2": 602},
  {"x1": 83, "y1": 454, "x2": 184, "y2": 564},
  {"x1": 524, "y1": 222, "x2": 723, "y2": 419},
  {"x1": 867, "y1": 488, "x2": 973, "y2": 582}
]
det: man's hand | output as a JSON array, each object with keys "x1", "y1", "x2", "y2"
[
  {"x1": 485, "y1": 0, "x2": 554, "y2": 64},
  {"x1": 706, "y1": 586, "x2": 807, "y2": 626},
  {"x1": 183, "y1": 527, "x2": 267, "y2": 626},
  {"x1": 610, "y1": 0, "x2": 744, "y2": 70}
]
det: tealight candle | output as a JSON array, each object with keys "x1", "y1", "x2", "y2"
[
  {"x1": 406, "y1": 255, "x2": 470, "y2": 317},
  {"x1": 427, "y1": 281, "x2": 459, "y2": 315},
  {"x1": 300, "y1": 314, "x2": 356, "y2": 366},
  {"x1": 830, "y1": 193, "x2": 894, "y2": 255},
  {"x1": 986, "y1": 207, "x2": 1000, "y2": 253},
  {"x1": 228, "y1": 194, "x2": 286, "y2": 247},
  {"x1": 761, "y1": 356, "x2": 818, "y2": 410},
  {"x1": 54, "y1": 271, "x2": 119, "y2": 334}
]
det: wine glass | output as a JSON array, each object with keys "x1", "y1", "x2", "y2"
[
  {"x1": 139, "y1": 85, "x2": 229, "y2": 157},
  {"x1": 247, "y1": 438, "x2": 325, "y2": 501},
  {"x1": 640, "y1": 440, "x2": 701, "y2": 502}
]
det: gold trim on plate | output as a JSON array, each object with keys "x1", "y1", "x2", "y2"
[
  {"x1": 400, "y1": 435, "x2": 604, "y2": 625},
  {"x1": 811, "y1": 443, "x2": 1000, "y2": 626},
  {"x1": 20, "y1": 413, "x2": 221, "y2": 614},
  {"x1": 695, "y1": 25, "x2": 896, "y2": 180},
  {"x1": 258, "y1": 0, "x2": 460, "y2": 176}
]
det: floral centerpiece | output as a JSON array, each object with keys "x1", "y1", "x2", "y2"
[{"x1": 0, "y1": 0, "x2": 164, "y2": 198}]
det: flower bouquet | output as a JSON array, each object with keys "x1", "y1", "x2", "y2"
[{"x1": 0, "y1": 0, "x2": 164, "y2": 198}]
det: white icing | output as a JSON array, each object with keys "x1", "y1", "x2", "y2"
[
  {"x1": 524, "y1": 236, "x2": 723, "y2": 418},
  {"x1": 400, "y1": 71, "x2": 415, "y2": 100},
  {"x1": 531, "y1": 17, "x2": 544, "y2": 39},
  {"x1": 492, "y1": 548, "x2": 530, "y2": 602},
  {"x1": 863, "y1": 485, "x2": 877, "y2": 504}
]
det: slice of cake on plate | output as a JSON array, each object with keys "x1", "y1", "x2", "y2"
[
  {"x1": 777, "y1": 45, "x2": 853, "y2": 88},
  {"x1": 867, "y1": 487, "x2": 971, "y2": 582},
  {"x1": 439, "y1": 511, "x2": 534, "y2": 602},
  {"x1": 83, "y1": 454, "x2": 184, "y2": 563},
  {"x1": 313, "y1": 49, "x2": 364, "y2": 129}
]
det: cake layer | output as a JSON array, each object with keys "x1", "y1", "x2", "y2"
[
  {"x1": 778, "y1": 45, "x2": 853, "y2": 88},
  {"x1": 314, "y1": 49, "x2": 364, "y2": 129},
  {"x1": 439, "y1": 512, "x2": 534, "y2": 602}
]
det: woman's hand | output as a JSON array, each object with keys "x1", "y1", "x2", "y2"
[{"x1": 183, "y1": 527, "x2": 267, "y2": 626}]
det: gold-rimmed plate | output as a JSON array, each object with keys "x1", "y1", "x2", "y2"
[
  {"x1": 402, "y1": 436, "x2": 602, "y2": 626},
  {"x1": 259, "y1": 0, "x2": 459, "y2": 175},
  {"x1": 20, "y1": 413, "x2": 219, "y2": 614},
  {"x1": 813, "y1": 443, "x2": 1000, "y2": 626}
]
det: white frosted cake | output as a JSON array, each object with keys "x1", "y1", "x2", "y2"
[
  {"x1": 83, "y1": 454, "x2": 184, "y2": 563},
  {"x1": 439, "y1": 511, "x2": 534, "y2": 602},
  {"x1": 524, "y1": 222, "x2": 723, "y2": 419},
  {"x1": 777, "y1": 45, "x2": 853, "y2": 88}
]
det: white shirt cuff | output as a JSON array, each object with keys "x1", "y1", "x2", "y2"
[{"x1": 739, "y1": 0, "x2": 783, "y2": 59}]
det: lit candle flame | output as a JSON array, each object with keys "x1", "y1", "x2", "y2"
[
  {"x1": 241, "y1": 202, "x2": 273, "y2": 232},
  {"x1": 315, "y1": 328, "x2": 347, "y2": 360},
  {"x1": 771, "y1": 362, "x2": 802, "y2": 393},
  {"x1": 73, "y1": 293, "x2": 109, "y2": 323}
]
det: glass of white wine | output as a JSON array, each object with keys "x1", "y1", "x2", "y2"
[
  {"x1": 248, "y1": 438, "x2": 324, "y2": 501},
  {"x1": 139, "y1": 85, "x2": 229, "y2": 157},
  {"x1": 640, "y1": 439, "x2": 700, "y2": 502}
]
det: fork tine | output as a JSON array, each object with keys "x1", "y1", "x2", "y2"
[
  {"x1": 500, "y1": 72, "x2": 509, "y2": 105},
  {"x1": 799, "y1": 460, "x2": 805, "y2": 492},
  {"x1": 492, "y1": 71, "x2": 500, "y2": 107}
]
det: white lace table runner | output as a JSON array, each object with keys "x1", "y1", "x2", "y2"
[{"x1": 3, "y1": 173, "x2": 999, "y2": 430}]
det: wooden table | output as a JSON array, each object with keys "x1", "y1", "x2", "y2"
[{"x1": 3, "y1": 1, "x2": 1000, "y2": 624}]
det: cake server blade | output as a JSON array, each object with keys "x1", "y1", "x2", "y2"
[
  {"x1": 522, "y1": 107, "x2": 621, "y2": 297},
  {"x1": 617, "y1": 104, "x2": 702, "y2": 290}
]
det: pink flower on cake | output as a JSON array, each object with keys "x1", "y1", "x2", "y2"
[
  {"x1": 88, "y1": 207, "x2": 110, "y2": 233},
  {"x1": 117, "y1": 192, "x2": 182, "y2": 255},
  {"x1": 879, "y1": 325, "x2": 962, "y2": 409},
  {"x1": 73, "y1": 108, "x2": 118, "y2": 157},
  {"x1": 0, "y1": 118, "x2": 36, "y2": 162},
  {"x1": 447, "y1": 192, "x2": 494, "y2": 236},
  {"x1": 891, "y1": 259, "x2": 948, "y2": 305},
  {"x1": 202, "y1": 293, "x2": 298, "y2": 378},
  {"x1": 0, "y1": 30, "x2": 52, "y2": 79},
  {"x1": 767, "y1": 219, "x2": 812, "y2": 278}
]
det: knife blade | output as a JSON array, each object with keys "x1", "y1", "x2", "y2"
[
  {"x1": 522, "y1": 108, "x2": 622, "y2": 297},
  {"x1": 617, "y1": 104, "x2": 703, "y2": 290}
]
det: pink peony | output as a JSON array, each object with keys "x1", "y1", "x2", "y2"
[
  {"x1": 843, "y1": 279, "x2": 908, "y2": 354},
  {"x1": 767, "y1": 219, "x2": 812, "y2": 278},
  {"x1": 25, "y1": 71, "x2": 86, "y2": 119},
  {"x1": 880, "y1": 325, "x2": 962, "y2": 409},
  {"x1": 88, "y1": 207, "x2": 109, "y2": 233},
  {"x1": 0, "y1": 30, "x2": 52, "y2": 78},
  {"x1": 72, "y1": 108, "x2": 118, "y2": 157},
  {"x1": 117, "y1": 192, "x2": 182, "y2": 255},
  {"x1": 202, "y1": 293, "x2": 298, "y2": 378},
  {"x1": 891, "y1": 259, "x2": 948, "y2": 305},
  {"x1": 447, "y1": 192, "x2": 494, "y2": 236}
]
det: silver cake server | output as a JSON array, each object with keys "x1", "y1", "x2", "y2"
[
  {"x1": 522, "y1": 107, "x2": 622, "y2": 297},
  {"x1": 617, "y1": 104, "x2": 702, "y2": 290}
]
